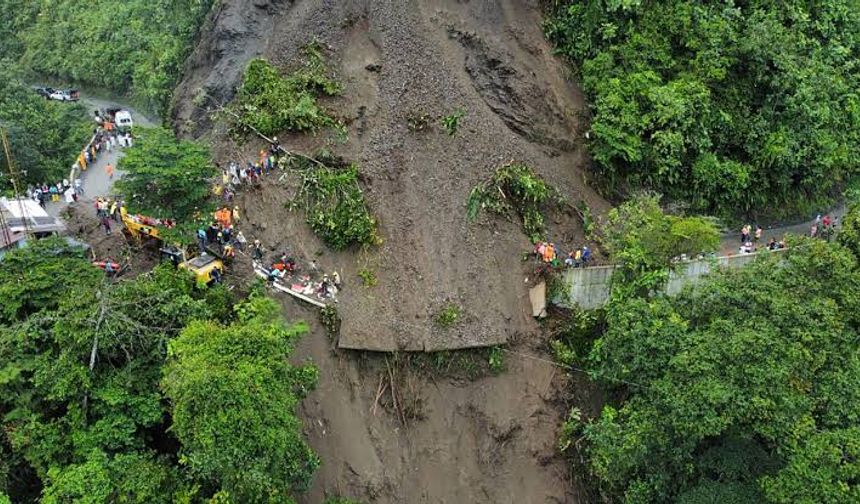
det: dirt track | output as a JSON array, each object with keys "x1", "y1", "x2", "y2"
[{"x1": 173, "y1": 0, "x2": 606, "y2": 501}]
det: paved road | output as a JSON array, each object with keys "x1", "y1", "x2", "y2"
[
  {"x1": 718, "y1": 204, "x2": 847, "y2": 255},
  {"x1": 44, "y1": 97, "x2": 157, "y2": 217}
]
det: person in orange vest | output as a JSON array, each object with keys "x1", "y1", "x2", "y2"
[{"x1": 106, "y1": 163, "x2": 114, "y2": 179}]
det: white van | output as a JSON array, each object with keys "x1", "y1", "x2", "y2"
[{"x1": 114, "y1": 110, "x2": 133, "y2": 131}]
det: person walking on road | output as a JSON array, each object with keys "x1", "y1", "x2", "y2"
[{"x1": 106, "y1": 163, "x2": 114, "y2": 179}]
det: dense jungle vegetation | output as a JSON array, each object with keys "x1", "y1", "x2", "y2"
[
  {"x1": 0, "y1": 0, "x2": 214, "y2": 115},
  {"x1": 554, "y1": 197, "x2": 860, "y2": 503},
  {"x1": 546, "y1": 0, "x2": 860, "y2": 218},
  {"x1": 0, "y1": 74, "x2": 91, "y2": 189},
  {"x1": 0, "y1": 239, "x2": 318, "y2": 503}
]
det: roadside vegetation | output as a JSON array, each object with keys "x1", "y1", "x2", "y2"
[
  {"x1": 0, "y1": 239, "x2": 318, "y2": 502},
  {"x1": 0, "y1": 73, "x2": 91, "y2": 189},
  {"x1": 116, "y1": 127, "x2": 217, "y2": 242},
  {"x1": 553, "y1": 198, "x2": 860, "y2": 503},
  {"x1": 0, "y1": 0, "x2": 214, "y2": 116},
  {"x1": 546, "y1": 0, "x2": 860, "y2": 218}
]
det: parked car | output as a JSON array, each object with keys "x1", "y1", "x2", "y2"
[
  {"x1": 33, "y1": 86, "x2": 53, "y2": 98},
  {"x1": 48, "y1": 89, "x2": 80, "y2": 102}
]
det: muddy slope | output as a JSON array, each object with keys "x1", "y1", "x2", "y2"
[
  {"x1": 172, "y1": 0, "x2": 607, "y2": 501},
  {"x1": 173, "y1": 0, "x2": 608, "y2": 352}
]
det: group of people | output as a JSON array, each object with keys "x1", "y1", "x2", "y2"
[
  {"x1": 534, "y1": 241, "x2": 592, "y2": 268},
  {"x1": 75, "y1": 128, "x2": 132, "y2": 173},
  {"x1": 26, "y1": 179, "x2": 82, "y2": 207},
  {"x1": 738, "y1": 223, "x2": 764, "y2": 254},
  {"x1": 739, "y1": 212, "x2": 838, "y2": 254},
  {"x1": 94, "y1": 197, "x2": 126, "y2": 235},
  {"x1": 810, "y1": 214, "x2": 837, "y2": 241},
  {"x1": 197, "y1": 206, "x2": 245, "y2": 261},
  {"x1": 216, "y1": 139, "x2": 283, "y2": 201},
  {"x1": 259, "y1": 245, "x2": 342, "y2": 301}
]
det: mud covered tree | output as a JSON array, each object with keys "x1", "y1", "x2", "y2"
[
  {"x1": 230, "y1": 44, "x2": 342, "y2": 137},
  {"x1": 286, "y1": 152, "x2": 379, "y2": 250},
  {"x1": 467, "y1": 163, "x2": 564, "y2": 243},
  {"x1": 116, "y1": 127, "x2": 216, "y2": 225},
  {"x1": 577, "y1": 240, "x2": 860, "y2": 503},
  {"x1": 162, "y1": 296, "x2": 320, "y2": 503},
  {"x1": 546, "y1": 0, "x2": 860, "y2": 218}
]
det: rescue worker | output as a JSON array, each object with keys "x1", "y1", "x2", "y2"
[{"x1": 252, "y1": 240, "x2": 263, "y2": 261}]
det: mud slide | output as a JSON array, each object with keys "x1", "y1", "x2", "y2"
[{"x1": 174, "y1": 0, "x2": 607, "y2": 501}]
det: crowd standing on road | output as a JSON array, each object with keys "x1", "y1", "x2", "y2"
[{"x1": 25, "y1": 120, "x2": 133, "y2": 209}]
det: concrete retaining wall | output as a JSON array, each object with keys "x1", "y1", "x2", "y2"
[{"x1": 560, "y1": 249, "x2": 786, "y2": 309}]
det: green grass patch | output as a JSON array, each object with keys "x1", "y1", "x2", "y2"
[
  {"x1": 434, "y1": 304, "x2": 462, "y2": 328},
  {"x1": 357, "y1": 267, "x2": 377, "y2": 287},
  {"x1": 441, "y1": 108, "x2": 465, "y2": 136}
]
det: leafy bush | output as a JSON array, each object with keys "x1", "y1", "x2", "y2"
[
  {"x1": 1, "y1": 0, "x2": 214, "y2": 115},
  {"x1": 231, "y1": 45, "x2": 342, "y2": 137},
  {"x1": 357, "y1": 267, "x2": 378, "y2": 287},
  {"x1": 441, "y1": 109, "x2": 465, "y2": 136},
  {"x1": 545, "y1": 1, "x2": 860, "y2": 218},
  {"x1": 467, "y1": 163, "x2": 564, "y2": 243},
  {"x1": 487, "y1": 346, "x2": 505, "y2": 374},
  {"x1": 319, "y1": 305, "x2": 341, "y2": 338},
  {"x1": 285, "y1": 153, "x2": 379, "y2": 250}
]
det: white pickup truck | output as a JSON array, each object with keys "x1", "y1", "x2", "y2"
[{"x1": 48, "y1": 89, "x2": 80, "y2": 102}]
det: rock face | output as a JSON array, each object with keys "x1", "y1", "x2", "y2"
[{"x1": 171, "y1": 0, "x2": 608, "y2": 351}]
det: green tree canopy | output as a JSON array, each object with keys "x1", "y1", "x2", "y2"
[
  {"x1": 602, "y1": 193, "x2": 719, "y2": 294},
  {"x1": 578, "y1": 239, "x2": 860, "y2": 503},
  {"x1": 0, "y1": 73, "x2": 92, "y2": 189},
  {"x1": 0, "y1": 240, "x2": 323, "y2": 502},
  {"x1": 0, "y1": 0, "x2": 214, "y2": 115},
  {"x1": 546, "y1": 0, "x2": 860, "y2": 218},
  {"x1": 163, "y1": 296, "x2": 319, "y2": 503},
  {"x1": 116, "y1": 127, "x2": 216, "y2": 224}
]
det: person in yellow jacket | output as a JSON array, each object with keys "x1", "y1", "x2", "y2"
[{"x1": 232, "y1": 205, "x2": 240, "y2": 223}]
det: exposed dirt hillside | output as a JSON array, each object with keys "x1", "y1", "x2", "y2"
[
  {"x1": 174, "y1": 0, "x2": 609, "y2": 352},
  {"x1": 172, "y1": 0, "x2": 607, "y2": 501}
]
